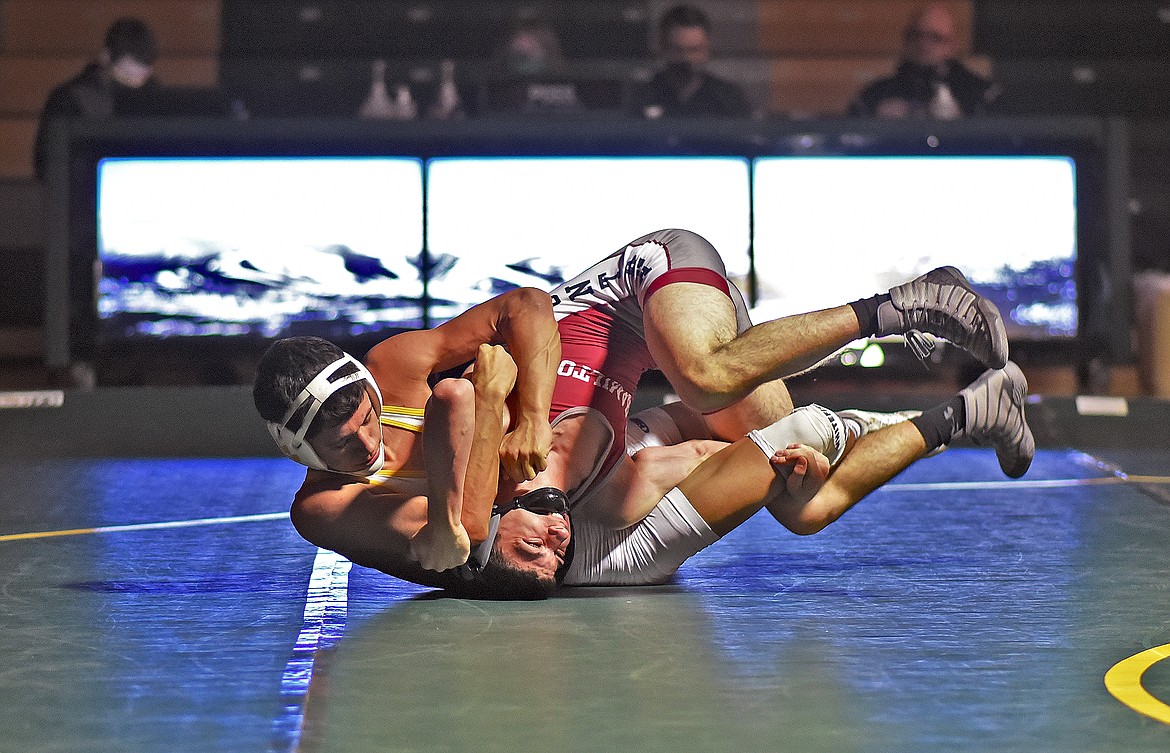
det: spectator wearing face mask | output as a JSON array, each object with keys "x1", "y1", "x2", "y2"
[
  {"x1": 629, "y1": 4, "x2": 751, "y2": 119},
  {"x1": 493, "y1": 15, "x2": 568, "y2": 79},
  {"x1": 848, "y1": 2, "x2": 1000, "y2": 119},
  {"x1": 33, "y1": 17, "x2": 160, "y2": 180}
]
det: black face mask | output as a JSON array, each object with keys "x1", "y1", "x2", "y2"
[
  {"x1": 665, "y1": 61, "x2": 699, "y2": 80},
  {"x1": 493, "y1": 487, "x2": 569, "y2": 517}
]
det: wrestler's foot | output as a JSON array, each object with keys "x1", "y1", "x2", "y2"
[
  {"x1": 956, "y1": 361, "x2": 1035, "y2": 478},
  {"x1": 837, "y1": 408, "x2": 945, "y2": 457},
  {"x1": 876, "y1": 266, "x2": 1009, "y2": 369}
]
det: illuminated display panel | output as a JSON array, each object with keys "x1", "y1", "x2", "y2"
[
  {"x1": 425, "y1": 156, "x2": 751, "y2": 322},
  {"x1": 752, "y1": 156, "x2": 1078, "y2": 340},
  {"x1": 96, "y1": 156, "x2": 425, "y2": 340}
]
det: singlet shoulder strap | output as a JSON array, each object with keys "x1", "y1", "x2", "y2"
[
  {"x1": 362, "y1": 466, "x2": 428, "y2": 486},
  {"x1": 380, "y1": 405, "x2": 425, "y2": 433},
  {"x1": 552, "y1": 406, "x2": 615, "y2": 507}
]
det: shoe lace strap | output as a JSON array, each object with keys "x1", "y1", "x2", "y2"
[{"x1": 903, "y1": 329, "x2": 937, "y2": 362}]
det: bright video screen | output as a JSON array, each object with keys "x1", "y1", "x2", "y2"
[
  {"x1": 96, "y1": 156, "x2": 425, "y2": 340},
  {"x1": 751, "y1": 156, "x2": 1078, "y2": 339},
  {"x1": 426, "y1": 156, "x2": 751, "y2": 322}
]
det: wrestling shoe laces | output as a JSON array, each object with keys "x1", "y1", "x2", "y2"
[
  {"x1": 903, "y1": 330, "x2": 938, "y2": 362},
  {"x1": 879, "y1": 266, "x2": 1009, "y2": 369},
  {"x1": 956, "y1": 361, "x2": 1035, "y2": 478}
]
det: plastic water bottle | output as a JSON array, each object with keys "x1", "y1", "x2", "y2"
[
  {"x1": 359, "y1": 59, "x2": 397, "y2": 119},
  {"x1": 929, "y1": 82, "x2": 962, "y2": 120},
  {"x1": 394, "y1": 84, "x2": 417, "y2": 120},
  {"x1": 430, "y1": 59, "x2": 464, "y2": 119}
]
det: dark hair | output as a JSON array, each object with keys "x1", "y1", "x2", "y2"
[
  {"x1": 659, "y1": 4, "x2": 711, "y2": 37},
  {"x1": 104, "y1": 17, "x2": 159, "y2": 65},
  {"x1": 454, "y1": 546, "x2": 558, "y2": 600},
  {"x1": 253, "y1": 336, "x2": 368, "y2": 438}
]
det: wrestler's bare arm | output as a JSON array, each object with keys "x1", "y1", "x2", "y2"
[
  {"x1": 411, "y1": 345, "x2": 518, "y2": 572},
  {"x1": 766, "y1": 444, "x2": 832, "y2": 509},
  {"x1": 290, "y1": 476, "x2": 428, "y2": 571},
  {"x1": 290, "y1": 348, "x2": 518, "y2": 573},
  {"x1": 488, "y1": 290, "x2": 561, "y2": 482},
  {"x1": 365, "y1": 287, "x2": 560, "y2": 481},
  {"x1": 409, "y1": 379, "x2": 476, "y2": 572}
]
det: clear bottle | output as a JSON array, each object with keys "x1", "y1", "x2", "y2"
[
  {"x1": 429, "y1": 59, "x2": 464, "y2": 120},
  {"x1": 929, "y1": 81, "x2": 962, "y2": 120},
  {"x1": 359, "y1": 59, "x2": 397, "y2": 119},
  {"x1": 394, "y1": 84, "x2": 417, "y2": 120}
]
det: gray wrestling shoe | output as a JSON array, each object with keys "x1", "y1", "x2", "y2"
[
  {"x1": 956, "y1": 361, "x2": 1035, "y2": 478},
  {"x1": 877, "y1": 266, "x2": 1009, "y2": 369}
]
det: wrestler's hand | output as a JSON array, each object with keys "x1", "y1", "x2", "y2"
[
  {"x1": 469, "y1": 343, "x2": 518, "y2": 401},
  {"x1": 499, "y1": 416, "x2": 551, "y2": 481},
  {"x1": 410, "y1": 520, "x2": 472, "y2": 572},
  {"x1": 771, "y1": 443, "x2": 830, "y2": 506},
  {"x1": 470, "y1": 343, "x2": 547, "y2": 481}
]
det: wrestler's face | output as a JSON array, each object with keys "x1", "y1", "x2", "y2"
[
  {"x1": 493, "y1": 509, "x2": 571, "y2": 581},
  {"x1": 310, "y1": 393, "x2": 382, "y2": 473}
]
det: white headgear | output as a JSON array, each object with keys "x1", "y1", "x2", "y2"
[{"x1": 266, "y1": 353, "x2": 386, "y2": 475}]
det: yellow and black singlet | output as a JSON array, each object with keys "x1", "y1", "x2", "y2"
[{"x1": 362, "y1": 405, "x2": 427, "y2": 492}]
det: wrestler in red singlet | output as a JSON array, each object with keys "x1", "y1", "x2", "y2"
[{"x1": 544, "y1": 228, "x2": 751, "y2": 498}]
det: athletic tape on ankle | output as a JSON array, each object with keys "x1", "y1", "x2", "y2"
[{"x1": 747, "y1": 404, "x2": 847, "y2": 467}]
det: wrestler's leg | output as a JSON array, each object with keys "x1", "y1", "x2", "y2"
[
  {"x1": 702, "y1": 379, "x2": 795, "y2": 443},
  {"x1": 645, "y1": 282, "x2": 858, "y2": 434},
  {"x1": 765, "y1": 420, "x2": 926, "y2": 535},
  {"x1": 673, "y1": 405, "x2": 849, "y2": 536},
  {"x1": 766, "y1": 360, "x2": 1035, "y2": 534},
  {"x1": 644, "y1": 248, "x2": 1010, "y2": 433},
  {"x1": 675, "y1": 437, "x2": 787, "y2": 536},
  {"x1": 670, "y1": 386, "x2": 971, "y2": 541}
]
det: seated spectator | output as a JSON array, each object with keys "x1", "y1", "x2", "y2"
[
  {"x1": 479, "y1": 13, "x2": 588, "y2": 115},
  {"x1": 493, "y1": 14, "x2": 568, "y2": 79},
  {"x1": 848, "y1": 2, "x2": 1000, "y2": 119},
  {"x1": 629, "y1": 4, "x2": 751, "y2": 119},
  {"x1": 33, "y1": 17, "x2": 160, "y2": 179}
]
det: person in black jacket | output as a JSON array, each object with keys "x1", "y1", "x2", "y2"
[
  {"x1": 33, "y1": 17, "x2": 159, "y2": 179},
  {"x1": 629, "y1": 5, "x2": 751, "y2": 119},
  {"x1": 848, "y1": 3, "x2": 1000, "y2": 119}
]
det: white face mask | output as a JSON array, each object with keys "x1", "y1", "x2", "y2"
[{"x1": 109, "y1": 55, "x2": 152, "y2": 88}]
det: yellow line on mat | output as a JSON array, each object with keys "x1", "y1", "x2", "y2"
[
  {"x1": 0, "y1": 512, "x2": 290, "y2": 542},
  {"x1": 0, "y1": 526, "x2": 98, "y2": 542},
  {"x1": 1105, "y1": 644, "x2": 1170, "y2": 725}
]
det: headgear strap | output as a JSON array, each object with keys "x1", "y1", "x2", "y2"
[{"x1": 266, "y1": 353, "x2": 385, "y2": 475}]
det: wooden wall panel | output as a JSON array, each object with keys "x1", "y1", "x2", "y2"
[
  {"x1": 1, "y1": 1, "x2": 220, "y2": 55},
  {"x1": 756, "y1": 0, "x2": 973, "y2": 56}
]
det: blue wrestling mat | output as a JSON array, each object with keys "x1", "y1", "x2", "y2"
[{"x1": 0, "y1": 389, "x2": 1168, "y2": 753}]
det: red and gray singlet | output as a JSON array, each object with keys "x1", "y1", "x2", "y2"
[{"x1": 545, "y1": 229, "x2": 752, "y2": 499}]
